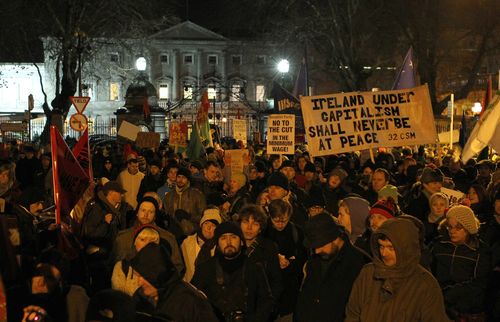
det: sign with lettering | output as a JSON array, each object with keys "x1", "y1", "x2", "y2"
[
  {"x1": 266, "y1": 114, "x2": 295, "y2": 154},
  {"x1": 169, "y1": 122, "x2": 188, "y2": 148},
  {"x1": 70, "y1": 96, "x2": 90, "y2": 114},
  {"x1": 232, "y1": 119, "x2": 247, "y2": 146},
  {"x1": 300, "y1": 85, "x2": 438, "y2": 156},
  {"x1": 136, "y1": 132, "x2": 160, "y2": 149}
]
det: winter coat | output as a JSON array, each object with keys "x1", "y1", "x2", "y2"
[
  {"x1": 164, "y1": 185, "x2": 206, "y2": 235},
  {"x1": 136, "y1": 173, "x2": 166, "y2": 202},
  {"x1": 431, "y1": 234, "x2": 492, "y2": 315},
  {"x1": 345, "y1": 218, "x2": 450, "y2": 322},
  {"x1": 403, "y1": 182, "x2": 431, "y2": 223},
  {"x1": 180, "y1": 233, "x2": 215, "y2": 282},
  {"x1": 295, "y1": 237, "x2": 366, "y2": 322},
  {"x1": 111, "y1": 260, "x2": 140, "y2": 296},
  {"x1": 117, "y1": 169, "x2": 145, "y2": 209}
]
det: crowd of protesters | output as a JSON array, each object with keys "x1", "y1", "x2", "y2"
[{"x1": 0, "y1": 138, "x2": 499, "y2": 322}]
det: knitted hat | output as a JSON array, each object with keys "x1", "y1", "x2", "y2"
[
  {"x1": 176, "y1": 166, "x2": 192, "y2": 182},
  {"x1": 328, "y1": 167, "x2": 347, "y2": 182},
  {"x1": 190, "y1": 160, "x2": 204, "y2": 171},
  {"x1": 420, "y1": 167, "x2": 444, "y2": 184},
  {"x1": 149, "y1": 158, "x2": 161, "y2": 168},
  {"x1": 200, "y1": 208, "x2": 223, "y2": 227},
  {"x1": 305, "y1": 185, "x2": 326, "y2": 208},
  {"x1": 378, "y1": 185, "x2": 401, "y2": 203},
  {"x1": 446, "y1": 205, "x2": 480, "y2": 234},
  {"x1": 267, "y1": 172, "x2": 289, "y2": 191},
  {"x1": 369, "y1": 199, "x2": 396, "y2": 219},
  {"x1": 429, "y1": 192, "x2": 449, "y2": 208},
  {"x1": 304, "y1": 212, "x2": 345, "y2": 249},
  {"x1": 214, "y1": 221, "x2": 244, "y2": 242},
  {"x1": 131, "y1": 243, "x2": 176, "y2": 288},
  {"x1": 231, "y1": 172, "x2": 247, "y2": 188}
]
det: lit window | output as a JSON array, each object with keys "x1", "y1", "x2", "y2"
[
  {"x1": 110, "y1": 82, "x2": 120, "y2": 101},
  {"x1": 184, "y1": 55, "x2": 193, "y2": 64},
  {"x1": 184, "y1": 85, "x2": 193, "y2": 99},
  {"x1": 208, "y1": 55, "x2": 218, "y2": 65},
  {"x1": 256, "y1": 55, "x2": 266, "y2": 65},
  {"x1": 159, "y1": 84, "x2": 169, "y2": 99},
  {"x1": 208, "y1": 86, "x2": 217, "y2": 100},
  {"x1": 256, "y1": 85, "x2": 265, "y2": 102},
  {"x1": 160, "y1": 54, "x2": 169, "y2": 64},
  {"x1": 230, "y1": 84, "x2": 241, "y2": 101},
  {"x1": 110, "y1": 53, "x2": 119, "y2": 63},
  {"x1": 232, "y1": 55, "x2": 242, "y2": 65}
]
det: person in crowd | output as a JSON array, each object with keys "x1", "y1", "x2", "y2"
[
  {"x1": 377, "y1": 184, "x2": 401, "y2": 205},
  {"x1": 304, "y1": 184, "x2": 327, "y2": 218},
  {"x1": 303, "y1": 161, "x2": 319, "y2": 193},
  {"x1": 156, "y1": 161, "x2": 178, "y2": 205},
  {"x1": 191, "y1": 221, "x2": 274, "y2": 322},
  {"x1": 132, "y1": 243, "x2": 218, "y2": 321},
  {"x1": 424, "y1": 192, "x2": 449, "y2": 245},
  {"x1": 15, "y1": 146, "x2": 42, "y2": 191},
  {"x1": 111, "y1": 225, "x2": 160, "y2": 296},
  {"x1": 221, "y1": 172, "x2": 251, "y2": 219},
  {"x1": 85, "y1": 289, "x2": 136, "y2": 322},
  {"x1": 295, "y1": 212, "x2": 367, "y2": 322},
  {"x1": 279, "y1": 160, "x2": 309, "y2": 206},
  {"x1": 352, "y1": 162, "x2": 375, "y2": 196},
  {"x1": 474, "y1": 160, "x2": 494, "y2": 189},
  {"x1": 111, "y1": 196, "x2": 184, "y2": 274},
  {"x1": 180, "y1": 208, "x2": 222, "y2": 282},
  {"x1": 431, "y1": 205, "x2": 491, "y2": 321},
  {"x1": 137, "y1": 159, "x2": 165, "y2": 202},
  {"x1": 249, "y1": 159, "x2": 269, "y2": 202},
  {"x1": 0, "y1": 160, "x2": 21, "y2": 213},
  {"x1": 191, "y1": 160, "x2": 224, "y2": 199},
  {"x1": 362, "y1": 168, "x2": 391, "y2": 206},
  {"x1": 99, "y1": 157, "x2": 118, "y2": 181},
  {"x1": 265, "y1": 199, "x2": 307, "y2": 321},
  {"x1": 117, "y1": 154, "x2": 145, "y2": 209},
  {"x1": 189, "y1": 160, "x2": 204, "y2": 178},
  {"x1": 322, "y1": 167, "x2": 350, "y2": 216},
  {"x1": 337, "y1": 196, "x2": 371, "y2": 244},
  {"x1": 467, "y1": 184, "x2": 492, "y2": 223},
  {"x1": 294, "y1": 155, "x2": 308, "y2": 189},
  {"x1": 345, "y1": 218, "x2": 450, "y2": 322},
  {"x1": 404, "y1": 167, "x2": 444, "y2": 223},
  {"x1": 33, "y1": 153, "x2": 52, "y2": 195},
  {"x1": 237, "y1": 204, "x2": 283, "y2": 304},
  {"x1": 269, "y1": 154, "x2": 283, "y2": 172},
  {"x1": 164, "y1": 166, "x2": 206, "y2": 236}
]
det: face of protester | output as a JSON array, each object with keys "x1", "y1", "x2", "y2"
[
  {"x1": 104, "y1": 160, "x2": 113, "y2": 170},
  {"x1": 134, "y1": 236, "x2": 158, "y2": 252},
  {"x1": 337, "y1": 205, "x2": 352, "y2": 233},
  {"x1": 314, "y1": 237, "x2": 344, "y2": 260},
  {"x1": 297, "y1": 157, "x2": 307, "y2": 172},
  {"x1": 248, "y1": 168, "x2": 258, "y2": 181},
  {"x1": 378, "y1": 238, "x2": 397, "y2": 267},
  {"x1": 431, "y1": 198, "x2": 447, "y2": 217},
  {"x1": 149, "y1": 165, "x2": 160, "y2": 176},
  {"x1": 305, "y1": 171, "x2": 315, "y2": 182},
  {"x1": 308, "y1": 206, "x2": 324, "y2": 218},
  {"x1": 167, "y1": 167, "x2": 178, "y2": 183},
  {"x1": 205, "y1": 165, "x2": 220, "y2": 182},
  {"x1": 467, "y1": 187, "x2": 479, "y2": 204},
  {"x1": 280, "y1": 166, "x2": 296, "y2": 181},
  {"x1": 272, "y1": 158, "x2": 282, "y2": 171},
  {"x1": 229, "y1": 179, "x2": 241, "y2": 194},
  {"x1": 369, "y1": 213, "x2": 388, "y2": 231},
  {"x1": 0, "y1": 169, "x2": 9, "y2": 185},
  {"x1": 328, "y1": 175, "x2": 342, "y2": 189},
  {"x1": 371, "y1": 171, "x2": 388, "y2": 192},
  {"x1": 127, "y1": 161, "x2": 139, "y2": 175},
  {"x1": 106, "y1": 190, "x2": 122, "y2": 207},
  {"x1": 176, "y1": 174, "x2": 189, "y2": 189},
  {"x1": 201, "y1": 221, "x2": 217, "y2": 240},
  {"x1": 218, "y1": 233, "x2": 242, "y2": 258},
  {"x1": 136, "y1": 201, "x2": 156, "y2": 225},
  {"x1": 447, "y1": 217, "x2": 468, "y2": 245},
  {"x1": 362, "y1": 167, "x2": 373, "y2": 178},
  {"x1": 240, "y1": 216, "x2": 261, "y2": 244},
  {"x1": 268, "y1": 185, "x2": 288, "y2": 200},
  {"x1": 29, "y1": 201, "x2": 44, "y2": 215},
  {"x1": 41, "y1": 157, "x2": 51, "y2": 169},
  {"x1": 271, "y1": 213, "x2": 290, "y2": 231},
  {"x1": 190, "y1": 165, "x2": 200, "y2": 175},
  {"x1": 136, "y1": 272, "x2": 158, "y2": 298},
  {"x1": 423, "y1": 181, "x2": 442, "y2": 195}
]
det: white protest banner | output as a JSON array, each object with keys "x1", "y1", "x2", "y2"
[
  {"x1": 266, "y1": 114, "x2": 295, "y2": 154},
  {"x1": 233, "y1": 119, "x2": 247, "y2": 146},
  {"x1": 117, "y1": 120, "x2": 140, "y2": 141},
  {"x1": 300, "y1": 85, "x2": 438, "y2": 156},
  {"x1": 440, "y1": 187, "x2": 466, "y2": 205},
  {"x1": 224, "y1": 149, "x2": 248, "y2": 178}
]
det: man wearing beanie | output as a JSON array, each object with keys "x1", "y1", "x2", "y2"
[
  {"x1": 131, "y1": 243, "x2": 218, "y2": 321},
  {"x1": 164, "y1": 166, "x2": 206, "y2": 236},
  {"x1": 262, "y1": 171, "x2": 308, "y2": 228},
  {"x1": 191, "y1": 221, "x2": 274, "y2": 322},
  {"x1": 404, "y1": 166, "x2": 444, "y2": 223},
  {"x1": 136, "y1": 159, "x2": 165, "y2": 202},
  {"x1": 295, "y1": 212, "x2": 367, "y2": 322},
  {"x1": 111, "y1": 196, "x2": 184, "y2": 274},
  {"x1": 345, "y1": 218, "x2": 450, "y2": 321},
  {"x1": 431, "y1": 205, "x2": 492, "y2": 321}
]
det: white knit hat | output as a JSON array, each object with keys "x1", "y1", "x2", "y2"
[
  {"x1": 200, "y1": 208, "x2": 222, "y2": 227},
  {"x1": 446, "y1": 205, "x2": 480, "y2": 234}
]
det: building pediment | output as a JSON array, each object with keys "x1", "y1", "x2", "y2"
[{"x1": 151, "y1": 21, "x2": 228, "y2": 41}]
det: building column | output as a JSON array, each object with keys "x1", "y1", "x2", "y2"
[
  {"x1": 197, "y1": 49, "x2": 203, "y2": 90},
  {"x1": 172, "y1": 49, "x2": 178, "y2": 101}
]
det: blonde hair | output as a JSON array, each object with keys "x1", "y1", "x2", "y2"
[{"x1": 134, "y1": 227, "x2": 160, "y2": 245}]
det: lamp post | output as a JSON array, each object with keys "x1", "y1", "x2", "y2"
[{"x1": 277, "y1": 59, "x2": 290, "y2": 87}]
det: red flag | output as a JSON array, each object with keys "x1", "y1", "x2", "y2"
[
  {"x1": 72, "y1": 128, "x2": 93, "y2": 180},
  {"x1": 143, "y1": 97, "x2": 151, "y2": 120},
  {"x1": 480, "y1": 75, "x2": 492, "y2": 117},
  {"x1": 196, "y1": 90, "x2": 210, "y2": 124},
  {"x1": 50, "y1": 126, "x2": 89, "y2": 224}
]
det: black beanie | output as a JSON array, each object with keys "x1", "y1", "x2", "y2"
[
  {"x1": 177, "y1": 166, "x2": 192, "y2": 182},
  {"x1": 137, "y1": 196, "x2": 159, "y2": 217},
  {"x1": 214, "y1": 221, "x2": 244, "y2": 242},
  {"x1": 131, "y1": 243, "x2": 176, "y2": 288},
  {"x1": 304, "y1": 212, "x2": 344, "y2": 249},
  {"x1": 267, "y1": 172, "x2": 289, "y2": 191}
]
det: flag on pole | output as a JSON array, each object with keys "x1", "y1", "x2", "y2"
[
  {"x1": 293, "y1": 53, "x2": 308, "y2": 98},
  {"x1": 458, "y1": 112, "x2": 467, "y2": 148},
  {"x1": 392, "y1": 47, "x2": 417, "y2": 90},
  {"x1": 50, "y1": 126, "x2": 89, "y2": 224},
  {"x1": 186, "y1": 122, "x2": 206, "y2": 160},
  {"x1": 143, "y1": 97, "x2": 151, "y2": 121},
  {"x1": 197, "y1": 90, "x2": 214, "y2": 148}
]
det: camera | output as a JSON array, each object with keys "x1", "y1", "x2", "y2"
[{"x1": 26, "y1": 309, "x2": 46, "y2": 322}]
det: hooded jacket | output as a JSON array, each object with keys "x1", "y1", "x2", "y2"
[{"x1": 345, "y1": 218, "x2": 450, "y2": 322}]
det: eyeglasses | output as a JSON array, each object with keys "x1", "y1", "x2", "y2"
[{"x1": 446, "y1": 224, "x2": 464, "y2": 232}]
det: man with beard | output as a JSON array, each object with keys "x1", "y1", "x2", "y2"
[
  {"x1": 191, "y1": 221, "x2": 274, "y2": 322},
  {"x1": 295, "y1": 212, "x2": 367, "y2": 322}
]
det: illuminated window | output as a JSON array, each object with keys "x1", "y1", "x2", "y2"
[
  {"x1": 159, "y1": 84, "x2": 169, "y2": 99},
  {"x1": 208, "y1": 55, "x2": 218, "y2": 65},
  {"x1": 230, "y1": 84, "x2": 241, "y2": 101},
  {"x1": 110, "y1": 82, "x2": 120, "y2": 101},
  {"x1": 184, "y1": 54, "x2": 193, "y2": 64},
  {"x1": 183, "y1": 85, "x2": 193, "y2": 99},
  {"x1": 256, "y1": 85, "x2": 265, "y2": 102},
  {"x1": 208, "y1": 86, "x2": 217, "y2": 100}
]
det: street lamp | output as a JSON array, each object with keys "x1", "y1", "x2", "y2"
[
  {"x1": 277, "y1": 59, "x2": 290, "y2": 73},
  {"x1": 136, "y1": 57, "x2": 147, "y2": 71},
  {"x1": 471, "y1": 102, "x2": 482, "y2": 115}
]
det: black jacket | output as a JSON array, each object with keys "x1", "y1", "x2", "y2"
[{"x1": 295, "y1": 238, "x2": 367, "y2": 322}]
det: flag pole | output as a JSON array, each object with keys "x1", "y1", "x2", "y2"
[{"x1": 449, "y1": 94, "x2": 454, "y2": 150}]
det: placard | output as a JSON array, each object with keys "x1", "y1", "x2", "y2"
[
  {"x1": 224, "y1": 149, "x2": 249, "y2": 178},
  {"x1": 266, "y1": 114, "x2": 295, "y2": 154},
  {"x1": 136, "y1": 132, "x2": 160, "y2": 149},
  {"x1": 232, "y1": 119, "x2": 247, "y2": 146},
  {"x1": 169, "y1": 122, "x2": 188, "y2": 148},
  {"x1": 440, "y1": 187, "x2": 466, "y2": 205},
  {"x1": 117, "y1": 120, "x2": 140, "y2": 141},
  {"x1": 300, "y1": 85, "x2": 438, "y2": 156}
]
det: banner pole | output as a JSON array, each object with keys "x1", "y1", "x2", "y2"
[{"x1": 449, "y1": 94, "x2": 454, "y2": 150}]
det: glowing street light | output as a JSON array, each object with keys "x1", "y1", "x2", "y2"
[
  {"x1": 471, "y1": 102, "x2": 482, "y2": 115},
  {"x1": 135, "y1": 57, "x2": 147, "y2": 71},
  {"x1": 277, "y1": 59, "x2": 290, "y2": 73}
]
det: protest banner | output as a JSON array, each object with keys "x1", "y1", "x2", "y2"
[
  {"x1": 232, "y1": 119, "x2": 247, "y2": 146},
  {"x1": 300, "y1": 85, "x2": 438, "y2": 156},
  {"x1": 169, "y1": 122, "x2": 188, "y2": 148},
  {"x1": 224, "y1": 149, "x2": 250, "y2": 178},
  {"x1": 440, "y1": 187, "x2": 466, "y2": 205},
  {"x1": 136, "y1": 132, "x2": 160, "y2": 149},
  {"x1": 117, "y1": 120, "x2": 140, "y2": 141},
  {"x1": 266, "y1": 114, "x2": 295, "y2": 154}
]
